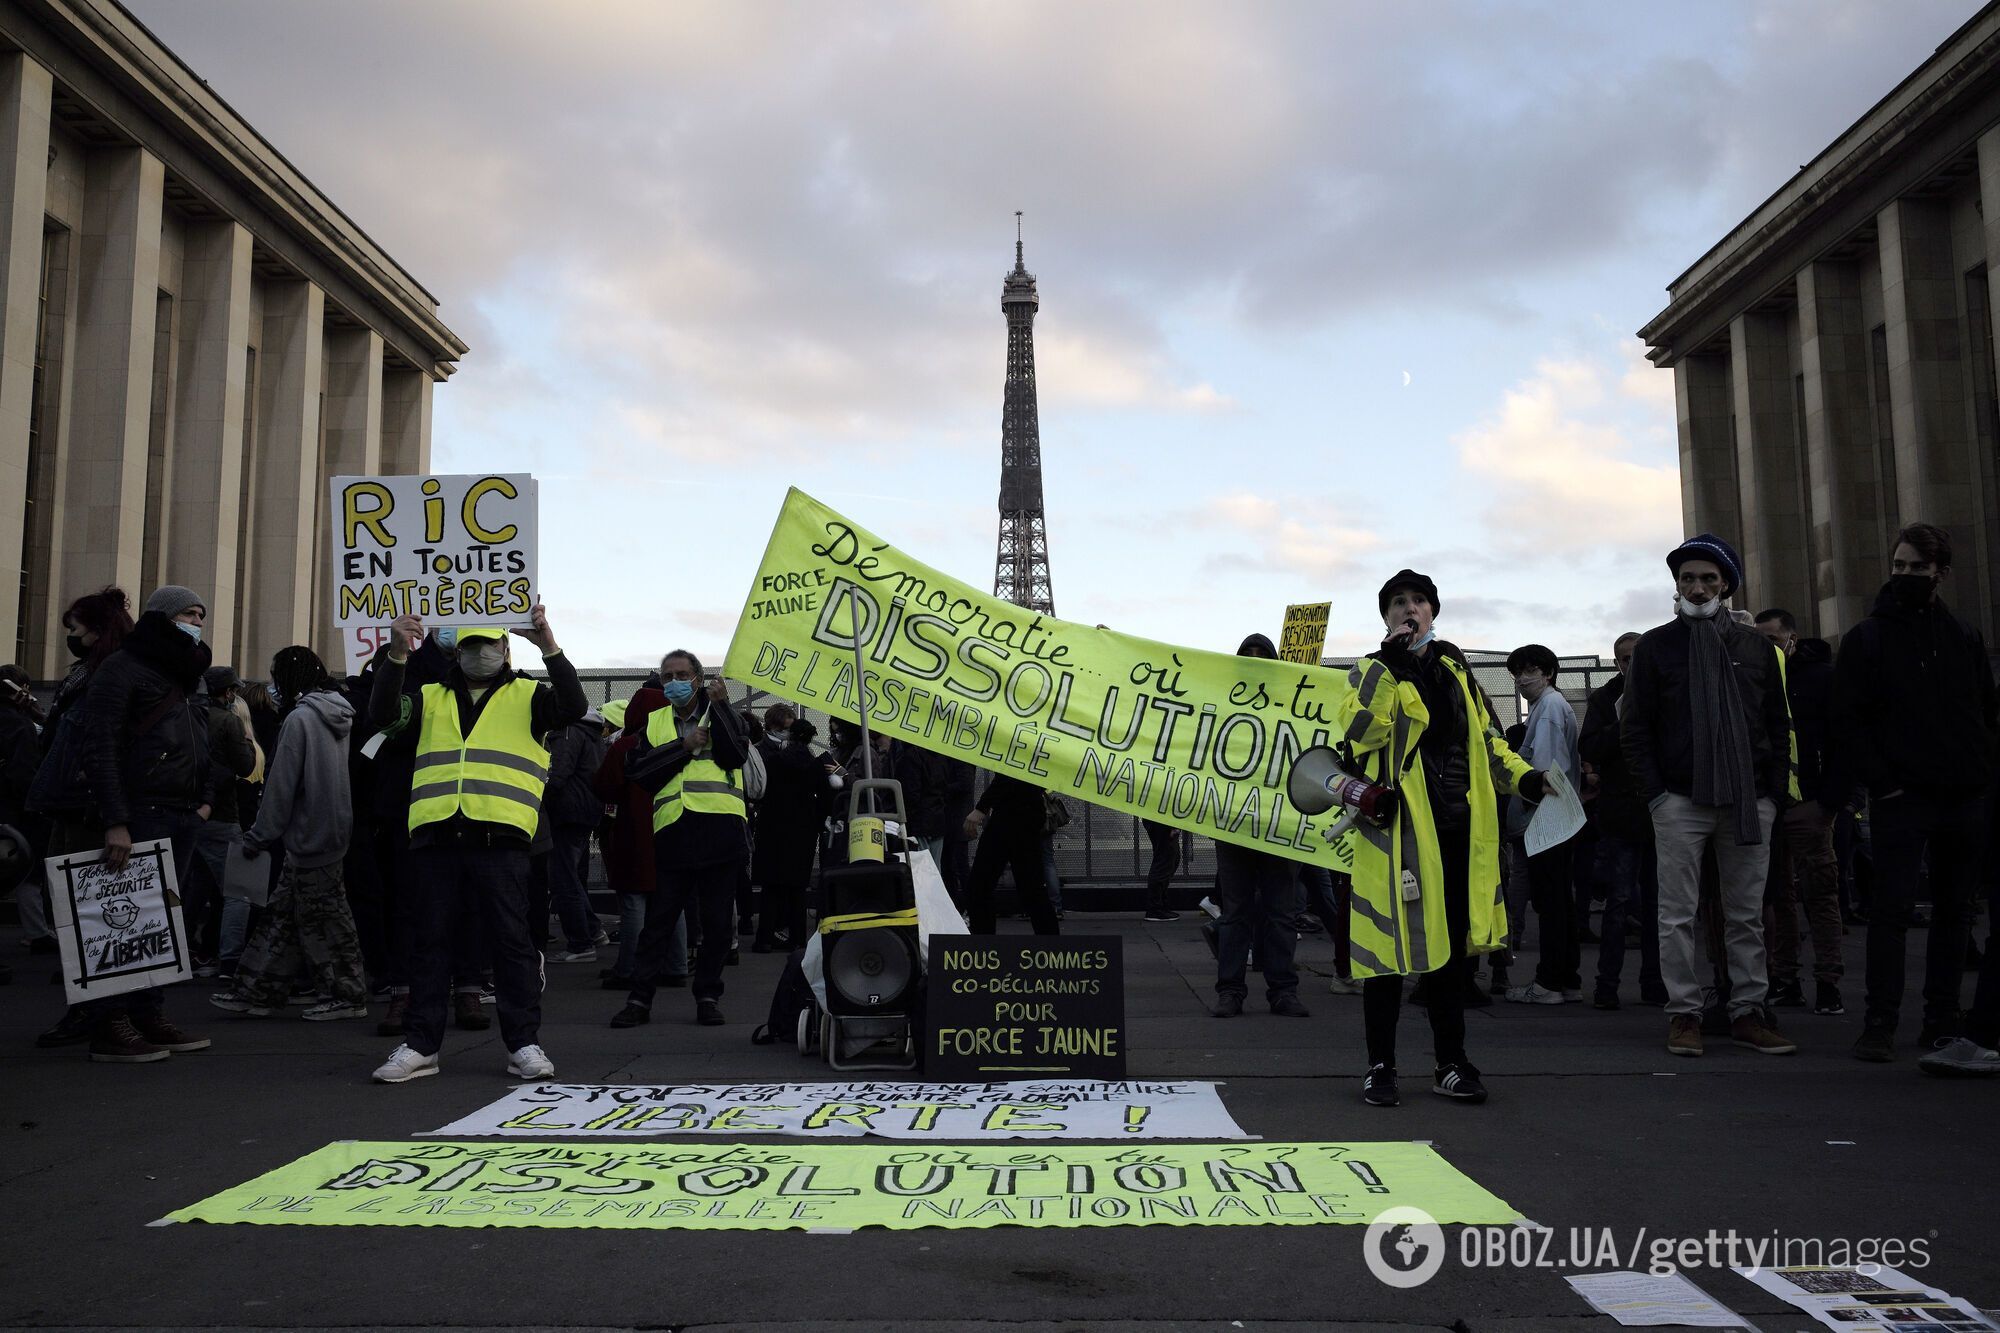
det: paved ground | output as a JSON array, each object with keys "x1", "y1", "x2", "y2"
[{"x1": 3, "y1": 913, "x2": 1993, "y2": 1331}]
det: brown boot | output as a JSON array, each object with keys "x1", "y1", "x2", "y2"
[
  {"x1": 377, "y1": 992, "x2": 410, "y2": 1037},
  {"x1": 1730, "y1": 1012, "x2": 1797, "y2": 1055},
  {"x1": 1666, "y1": 1014, "x2": 1703, "y2": 1058},
  {"x1": 453, "y1": 991, "x2": 491, "y2": 1031},
  {"x1": 133, "y1": 1014, "x2": 211, "y2": 1052},
  {"x1": 89, "y1": 1015, "x2": 170, "y2": 1064}
]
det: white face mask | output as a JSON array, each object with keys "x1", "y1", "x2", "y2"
[
  {"x1": 459, "y1": 641, "x2": 507, "y2": 680},
  {"x1": 1676, "y1": 594, "x2": 1723, "y2": 621}
]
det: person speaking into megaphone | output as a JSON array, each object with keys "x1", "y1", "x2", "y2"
[{"x1": 1320, "y1": 569, "x2": 1547, "y2": 1111}]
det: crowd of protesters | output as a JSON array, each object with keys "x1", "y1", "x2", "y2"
[{"x1": 2, "y1": 520, "x2": 1994, "y2": 1097}]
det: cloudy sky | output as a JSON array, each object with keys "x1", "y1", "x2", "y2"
[{"x1": 132, "y1": 1, "x2": 1979, "y2": 667}]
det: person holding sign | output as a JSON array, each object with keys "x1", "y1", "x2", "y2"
[
  {"x1": 1335, "y1": 571, "x2": 1543, "y2": 1108},
  {"x1": 366, "y1": 607, "x2": 585, "y2": 1084}
]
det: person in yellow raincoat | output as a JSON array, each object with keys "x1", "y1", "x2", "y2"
[{"x1": 1331, "y1": 570, "x2": 1545, "y2": 1108}]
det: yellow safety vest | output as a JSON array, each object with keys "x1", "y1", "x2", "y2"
[
  {"x1": 646, "y1": 706, "x2": 747, "y2": 833},
  {"x1": 1329, "y1": 653, "x2": 1533, "y2": 979},
  {"x1": 408, "y1": 678, "x2": 549, "y2": 837}
]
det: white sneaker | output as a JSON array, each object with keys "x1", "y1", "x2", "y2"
[
  {"x1": 1505, "y1": 983, "x2": 1567, "y2": 1005},
  {"x1": 1327, "y1": 974, "x2": 1363, "y2": 996},
  {"x1": 303, "y1": 1000, "x2": 368, "y2": 1022},
  {"x1": 551, "y1": 948, "x2": 598, "y2": 963},
  {"x1": 508, "y1": 1044, "x2": 555, "y2": 1080},
  {"x1": 1918, "y1": 1036, "x2": 2000, "y2": 1077},
  {"x1": 372, "y1": 1044, "x2": 440, "y2": 1083}
]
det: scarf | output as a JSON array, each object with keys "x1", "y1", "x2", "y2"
[{"x1": 1683, "y1": 612, "x2": 1760, "y2": 844}]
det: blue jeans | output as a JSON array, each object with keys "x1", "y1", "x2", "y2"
[
  {"x1": 1593, "y1": 832, "x2": 1661, "y2": 994},
  {"x1": 1214, "y1": 842, "x2": 1301, "y2": 1000},
  {"x1": 613, "y1": 892, "x2": 674, "y2": 979},
  {"x1": 548, "y1": 824, "x2": 599, "y2": 951}
]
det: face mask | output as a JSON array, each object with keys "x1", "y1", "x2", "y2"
[
  {"x1": 66, "y1": 633, "x2": 89, "y2": 660},
  {"x1": 434, "y1": 627, "x2": 459, "y2": 651},
  {"x1": 1676, "y1": 594, "x2": 1722, "y2": 621},
  {"x1": 1411, "y1": 629, "x2": 1435, "y2": 651},
  {"x1": 267, "y1": 682, "x2": 282, "y2": 707},
  {"x1": 662, "y1": 679, "x2": 696, "y2": 706},
  {"x1": 1889, "y1": 573, "x2": 1936, "y2": 610},
  {"x1": 459, "y1": 642, "x2": 506, "y2": 681},
  {"x1": 175, "y1": 621, "x2": 203, "y2": 643}
]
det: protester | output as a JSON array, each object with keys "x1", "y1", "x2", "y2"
[
  {"x1": 1, "y1": 665, "x2": 50, "y2": 961},
  {"x1": 367, "y1": 609, "x2": 583, "y2": 1083},
  {"x1": 897, "y1": 735, "x2": 973, "y2": 879},
  {"x1": 1622, "y1": 535, "x2": 1794, "y2": 1058},
  {"x1": 1753, "y1": 610, "x2": 1847, "y2": 1016},
  {"x1": 592, "y1": 677, "x2": 675, "y2": 990},
  {"x1": 753, "y1": 717, "x2": 834, "y2": 954},
  {"x1": 612, "y1": 651, "x2": 749, "y2": 1029},
  {"x1": 1579, "y1": 632, "x2": 1666, "y2": 1009},
  {"x1": 1502, "y1": 643, "x2": 1584, "y2": 1006},
  {"x1": 1211, "y1": 633, "x2": 1308, "y2": 1018},
  {"x1": 1140, "y1": 819, "x2": 1181, "y2": 922},
  {"x1": 187, "y1": 666, "x2": 256, "y2": 973},
  {"x1": 1337, "y1": 570, "x2": 1542, "y2": 1106},
  {"x1": 963, "y1": 772, "x2": 1058, "y2": 935},
  {"x1": 211, "y1": 647, "x2": 366, "y2": 1020},
  {"x1": 544, "y1": 707, "x2": 610, "y2": 962},
  {"x1": 75, "y1": 584, "x2": 216, "y2": 1062},
  {"x1": 1833, "y1": 524, "x2": 1998, "y2": 1061}
]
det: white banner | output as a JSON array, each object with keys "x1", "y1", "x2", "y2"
[
  {"x1": 45, "y1": 839, "x2": 191, "y2": 1004},
  {"x1": 329, "y1": 473, "x2": 539, "y2": 674},
  {"x1": 431, "y1": 1080, "x2": 1249, "y2": 1141}
]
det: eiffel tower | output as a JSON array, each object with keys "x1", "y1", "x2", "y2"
[{"x1": 993, "y1": 212, "x2": 1055, "y2": 616}]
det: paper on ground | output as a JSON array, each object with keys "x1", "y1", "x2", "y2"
[
  {"x1": 1566, "y1": 1271, "x2": 1748, "y2": 1327},
  {"x1": 1525, "y1": 764, "x2": 1587, "y2": 856},
  {"x1": 1733, "y1": 1265, "x2": 1997, "y2": 1333}
]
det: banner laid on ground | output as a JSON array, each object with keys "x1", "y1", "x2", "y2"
[
  {"x1": 724, "y1": 489, "x2": 1360, "y2": 866},
  {"x1": 1278, "y1": 602, "x2": 1331, "y2": 665},
  {"x1": 45, "y1": 839, "x2": 190, "y2": 1004},
  {"x1": 430, "y1": 1080, "x2": 1244, "y2": 1141},
  {"x1": 162, "y1": 1140, "x2": 1518, "y2": 1232},
  {"x1": 329, "y1": 473, "x2": 538, "y2": 674}
]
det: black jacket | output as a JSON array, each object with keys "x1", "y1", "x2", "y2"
[
  {"x1": 81, "y1": 612, "x2": 214, "y2": 825},
  {"x1": 200, "y1": 696, "x2": 257, "y2": 824},
  {"x1": 899, "y1": 745, "x2": 976, "y2": 841},
  {"x1": 0, "y1": 708, "x2": 38, "y2": 826},
  {"x1": 1579, "y1": 675, "x2": 1647, "y2": 842},
  {"x1": 1621, "y1": 614, "x2": 1790, "y2": 805},
  {"x1": 1787, "y1": 639, "x2": 1839, "y2": 806},
  {"x1": 545, "y1": 718, "x2": 609, "y2": 829},
  {"x1": 1832, "y1": 587, "x2": 1998, "y2": 801}
]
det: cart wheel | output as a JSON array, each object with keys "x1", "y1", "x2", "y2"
[
  {"x1": 797, "y1": 1009, "x2": 813, "y2": 1056},
  {"x1": 820, "y1": 1011, "x2": 834, "y2": 1061}
]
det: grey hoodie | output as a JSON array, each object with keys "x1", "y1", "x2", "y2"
[{"x1": 247, "y1": 689, "x2": 355, "y2": 869}]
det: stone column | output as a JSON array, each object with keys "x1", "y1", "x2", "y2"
[
  {"x1": 380, "y1": 362, "x2": 431, "y2": 475},
  {"x1": 1796, "y1": 260, "x2": 1880, "y2": 640},
  {"x1": 1674, "y1": 350, "x2": 1738, "y2": 543},
  {"x1": 58, "y1": 146, "x2": 163, "y2": 607},
  {"x1": 166, "y1": 220, "x2": 252, "y2": 661},
  {"x1": 0, "y1": 53, "x2": 51, "y2": 658},
  {"x1": 242, "y1": 278, "x2": 322, "y2": 669},
  {"x1": 317, "y1": 325, "x2": 381, "y2": 660},
  {"x1": 1878, "y1": 198, "x2": 1988, "y2": 635},
  {"x1": 1729, "y1": 310, "x2": 1809, "y2": 618}
]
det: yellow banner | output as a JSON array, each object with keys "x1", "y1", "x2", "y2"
[
  {"x1": 725, "y1": 489, "x2": 1359, "y2": 866},
  {"x1": 1279, "y1": 602, "x2": 1331, "y2": 665},
  {"x1": 163, "y1": 1140, "x2": 1518, "y2": 1232}
]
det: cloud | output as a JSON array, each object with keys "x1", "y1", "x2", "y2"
[
  {"x1": 1454, "y1": 341, "x2": 1681, "y2": 558},
  {"x1": 1195, "y1": 491, "x2": 1385, "y2": 585}
]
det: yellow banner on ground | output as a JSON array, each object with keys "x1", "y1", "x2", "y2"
[
  {"x1": 1279, "y1": 602, "x2": 1331, "y2": 665},
  {"x1": 163, "y1": 1140, "x2": 1518, "y2": 1232},
  {"x1": 725, "y1": 489, "x2": 1359, "y2": 865}
]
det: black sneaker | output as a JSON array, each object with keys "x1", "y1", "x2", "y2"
[
  {"x1": 609, "y1": 1003, "x2": 650, "y2": 1029},
  {"x1": 1851, "y1": 1025, "x2": 1894, "y2": 1063},
  {"x1": 1592, "y1": 988, "x2": 1621, "y2": 1011},
  {"x1": 1269, "y1": 991, "x2": 1310, "y2": 1018},
  {"x1": 1362, "y1": 1063, "x2": 1399, "y2": 1107},
  {"x1": 1212, "y1": 992, "x2": 1244, "y2": 1018},
  {"x1": 1812, "y1": 982, "x2": 1845, "y2": 1016},
  {"x1": 696, "y1": 1000, "x2": 725, "y2": 1026},
  {"x1": 1142, "y1": 909, "x2": 1181, "y2": 923},
  {"x1": 35, "y1": 1009, "x2": 95, "y2": 1048},
  {"x1": 1768, "y1": 979, "x2": 1806, "y2": 1008},
  {"x1": 1432, "y1": 1062, "x2": 1487, "y2": 1103}
]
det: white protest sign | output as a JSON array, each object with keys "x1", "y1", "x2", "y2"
[
  {"x1": 430, "y1": 1080, "x2": 1249, "y2": 1141},
  {"x1": 330, "y1": 473, "x2": 539, "y2": 674},
  {"x1": 1525, "y1": 763, "x2": 1587, "y2": 856},
  {"x1": 45, "y1": 839, "x2": 191, "y2": 1004}
]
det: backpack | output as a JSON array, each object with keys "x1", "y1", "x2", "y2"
[{"x1": 751, "y1": 948, "x2": 816, "y2": 1047}]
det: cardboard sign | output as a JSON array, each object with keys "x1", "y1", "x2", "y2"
[
  {"x1": 162, "y1": 1139, "x2": 1522, "y2": 1232},
  {"x1": 45, "y1": 839, "x2": 190, "y2": 1003},
  {"x1": 924, "y1": 935, "x2": 1126, "y2": 1080},
  {"x1": 329, "y1": 473, "x2": 538, "y2": 674},
  {"x1": 1279, "y1": 602, "x2": 1331, "y2": 665},
  {"x1": 431, "y1": 1080, "x2": 1246, "y2": 1141}
]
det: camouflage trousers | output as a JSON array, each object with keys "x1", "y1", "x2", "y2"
[{"x1": 237, "y1": 859, "x2": 367, "y2": 1008}]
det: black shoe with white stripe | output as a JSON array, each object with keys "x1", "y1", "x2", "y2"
[
  {"x1": 1432, "y1": 1061, "x2": 1487, "y2": 1104},
  {"x1": 1361, "y1": 1063, "x2": 1399, "y2": 1107}
]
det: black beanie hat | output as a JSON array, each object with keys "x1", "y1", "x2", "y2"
[{"x1": 1377, "y1": 569, "x2": 1440, "y2": 618}]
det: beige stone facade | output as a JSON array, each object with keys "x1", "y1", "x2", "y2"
[
  {"x1": 0, "y1": 0, "x2": 464, "y2": 679},
  {"x1": 1641, "y1": 4, "x2": 2000, "y2": 648}
]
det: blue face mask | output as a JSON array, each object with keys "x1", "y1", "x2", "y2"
[
  {"x1": 1411, "y1": 629, "x2": 1435, "y2": 650},
  {"x1": 662, "y1": 679, "x2": 696, "y2": 706},
  {"x1": 175, "y1": 621, "x2": 203, "y2": 644},
  {"x1": 434, "y1": 627, "x2": 459, "y2": 650}
]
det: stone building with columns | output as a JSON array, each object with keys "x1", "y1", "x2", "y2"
[
  {"x1": 0, "y1": 0, "x2": 464, "y2": 680},
  {"x1": 1641, "y1": 3, "x2": 2000, "y2": 649}
]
